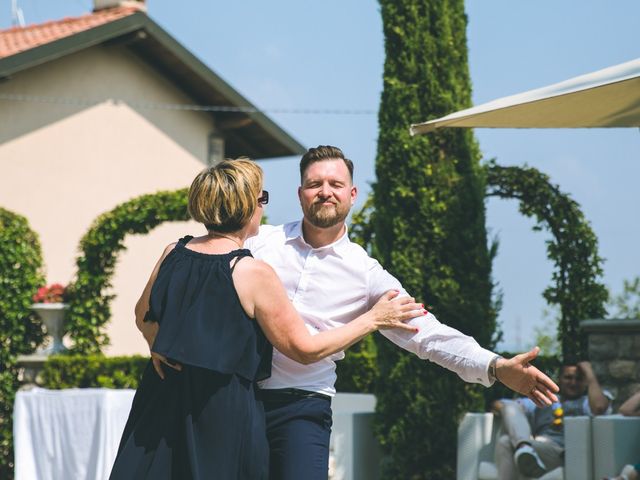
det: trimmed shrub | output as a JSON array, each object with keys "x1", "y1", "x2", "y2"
[
  {"x1": 335, "y1": 336, "x2": 378, "y2": 393},
  {"x1": 67, "y1": 189, "x2": 190, "y2": 353},
  {"x1": 370, "y1": 1, "x2": 496, "y2": 477},
  {"x1": 0, "y1": 207, "x2": 45, "y2": 479},
  {"x1": 40, "y1": 355, "x2": 149, "y2": 389}
]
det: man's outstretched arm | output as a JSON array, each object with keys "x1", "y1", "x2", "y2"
[{"x1": 368, "y1": 261, "x2": 559, "y2": 406}]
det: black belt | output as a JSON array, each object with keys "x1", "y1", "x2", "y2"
[{"x1": 259, "y1": 388, "x2": 331, "y2": 402}]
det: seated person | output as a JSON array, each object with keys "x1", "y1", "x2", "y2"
[
  {"x1": 493, "y1": 361, "x2": 613, "y2": 479},
  {"x1": 604, "y1": 389, "x2": 640, "y2": 480},
  {"x1": 619, "y1": 389, "x2": 640, "y2": 417},
  {"x1": 605, "y1": 464, "x2": 640, "y2": 480}
]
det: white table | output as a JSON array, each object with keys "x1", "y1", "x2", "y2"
[
  {"x1": 14, "y1": 388, "x2": 380, "y2": 480},
  {"x1": 13, "y1": 387, "x2": 135, "y2": 480}
]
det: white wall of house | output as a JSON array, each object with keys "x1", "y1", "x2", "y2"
[{"x1": 0, "y1": 44, "x2": 215, "y2": 355}]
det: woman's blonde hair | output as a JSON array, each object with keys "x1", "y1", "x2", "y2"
[{"x1": 188, "y1": 157, "x2": 263, "y2": 233}]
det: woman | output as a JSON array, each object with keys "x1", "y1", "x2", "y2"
[{"x1": 109, "y1": 158, "x2": 423, "y2": 480}]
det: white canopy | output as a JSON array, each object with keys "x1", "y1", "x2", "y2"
[{"x1": 410, "y1": 57, "x2": 640, "y2": 135}]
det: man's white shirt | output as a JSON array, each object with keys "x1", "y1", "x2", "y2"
[{"x1": 245, "y1": 221, "x2": 496, "y2": 396}]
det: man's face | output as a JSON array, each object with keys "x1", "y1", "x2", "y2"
[
  {"x1": 298, "y1": 159, "x2": 357, "y2": 229},
  {"x1": 558, "y1": 366, "x2": 586, "y2": 400}
]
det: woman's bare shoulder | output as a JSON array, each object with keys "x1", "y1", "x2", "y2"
[
  {"x1": 163, "y1": 242, "x2": 178, "y2": 254},
  {"x1": 234, "y1": 257, "x2": 275, "y2": 278},
  {"x1": 157, "y1": 242, "x2": 178, "y2": 262}
]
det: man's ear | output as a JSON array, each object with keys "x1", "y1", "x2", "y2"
[
  {"x1": 298, "y1": 186, "x2": 302, "y2": 204},
  {"x1": 350, "y1": 185, "x2": 358, "y2": 206}
]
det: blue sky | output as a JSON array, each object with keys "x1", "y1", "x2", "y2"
[{"x1": 2, "y1": 1, "x2": 639, "y2": 351}]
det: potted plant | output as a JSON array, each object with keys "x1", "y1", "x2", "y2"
[{"x1": 32, "y1": 283, "x2": 69, "y2": 355}]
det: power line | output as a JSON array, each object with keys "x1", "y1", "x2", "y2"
[{"x1": 0, "y1": 93, "x2": 377, "y2": 115}]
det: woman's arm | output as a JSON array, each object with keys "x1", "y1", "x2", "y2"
[
  {"x1": 233, "y1": 258, "x2": 423, "y2": 365},
  {"x1": 134, "y1": 243, "x2": 180, "y2": 379},
  {"x1": 134, "y1": 242, "x2": 176, "y2": 346}
]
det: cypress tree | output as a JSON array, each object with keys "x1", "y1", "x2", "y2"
[{"x1": 371, "y1": 1, "x2": 496, "y2": 477}]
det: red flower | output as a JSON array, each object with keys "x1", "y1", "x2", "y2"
[{"x1": 33, "y1": 283, "x2": 67, "y2": 303}]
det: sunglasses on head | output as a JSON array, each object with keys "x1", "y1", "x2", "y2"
[{"x1": 258, "y1": 190, "x2": 269, "y2": 205}]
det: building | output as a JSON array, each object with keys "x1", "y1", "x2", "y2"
[{"x1": 0, "y1": 0, "x2": 304, "y2": 355}]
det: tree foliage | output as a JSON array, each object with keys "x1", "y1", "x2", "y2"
[
  {"x1": 486, "y1": 162, "x2": 608, "y2": 361},
  {"x1": 370, "y1": 1, "x2": 496, "y2": 477},
  {"x1": 0, "y1": 207, "x2": 45, "y2": 479},
  {"x1": 67, "y1": 189, "x2": 190, "y2": 353},
  {"x1": 608, "y1": 277, "x2": 640, "y2": 319}
]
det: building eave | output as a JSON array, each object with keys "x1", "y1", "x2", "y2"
[{"x1": 0, "y1": 12, "x2": 305, "y2": 160}]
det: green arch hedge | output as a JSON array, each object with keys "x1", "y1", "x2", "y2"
[
  {"x1": 485, "y1": 162, "x2": 608, "y2": 360},
  {"x1": 343, "y1": 161, "x2": 609, "y2": 392},
  {"x1": 66, "y1": 189, "x2": 189, "y2": 354}
]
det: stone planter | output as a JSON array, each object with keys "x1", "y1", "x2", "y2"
[{"x1": 31, "y1": 302, "x2": 68, "y2": 355}]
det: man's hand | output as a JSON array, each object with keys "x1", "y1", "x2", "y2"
[
  {"x1": 496, "y1": 346, "x2": 559, "y2": 407},
  {"x1": 577, "y1": 360, "x2": 595, "y2": 383},
  {"x1": 151, "y1": 351, "x2": 182, "y2": 380},
  {"x1": 142, "y1": 322, "x2": 183, "y2": 380},
  {"x1": 490, "y1": 400, "x2": 505, "y2": 415}
]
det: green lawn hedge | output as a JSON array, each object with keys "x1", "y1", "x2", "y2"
[{"x1": 41, "y1": 355, "x2": 149, "y2": 389}]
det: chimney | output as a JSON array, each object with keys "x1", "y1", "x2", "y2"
[{"x1": 93, "y1": 0, "x2": 146, "y2": 12}]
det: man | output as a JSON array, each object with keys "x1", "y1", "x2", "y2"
[
  {"x1": 245, "y1": 145, "x2": 559, "y2": 479},
  {"x1": 493, "y1": 361, "x2": 612, "y2": 479}
]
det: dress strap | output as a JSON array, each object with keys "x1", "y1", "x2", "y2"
[
  {"x1": 177, "y1": 235, "x2": 194, "y2": 245},
  {"x1": 230, "y1": 250, "x2": 252, "y2": 273}
]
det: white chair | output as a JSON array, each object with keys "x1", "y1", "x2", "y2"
[
  {"x1": 456, "y1": 412, "x2": 593, "y2": 480},
  {"x1": 457, "y1": 412, "x2": 500, "y2": 480},
  {"x1": 330, "y1": 393, "x2": 381, "y2": 480},
  {"x1": 591, "y1": 415, "x2": 640, "y2": 479}
]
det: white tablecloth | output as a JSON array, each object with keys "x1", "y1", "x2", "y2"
[{"x1": 13, "y1": 387, "x2": 135, "y2": 480}]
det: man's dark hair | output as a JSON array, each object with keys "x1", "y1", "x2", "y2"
[
  {"x1": 559, "y1": 363, "x2": 579, "y2": 376},
  {"x1": 299, "y1": 145, "x2": 354, "y2": 181}
]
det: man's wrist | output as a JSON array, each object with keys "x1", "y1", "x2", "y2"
[{"x1": 488, "y1": 354, "x2": 503, "y2": 383}]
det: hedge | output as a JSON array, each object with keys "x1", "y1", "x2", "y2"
[
  {"x1": 41, "y1": 355, "x2": 149, "y2": 390},
  {"x1": 369, "y1": 1, "x2": 496, "y2": 477},
  {"x1": 67, "y1": 189, "x2": 190, "y2": 354},
  {"x1": 0, "y1": 207, "x2": 45, "y2": 479},
  {"x1": 335, "y1": 336, "x2": 379, "y2": 393},
  {"x1": 486, "y1": 162, "x2": 608, "y2": 361}
]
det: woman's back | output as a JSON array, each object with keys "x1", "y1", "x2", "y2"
[
  {"x1": 149, "y1": 235, "x2": 271, "y2": 382},
  {"x1": 110, "y1": 235, "x2": 271, "y2": 480}
]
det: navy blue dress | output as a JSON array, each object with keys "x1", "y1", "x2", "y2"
[{"x1": 110, "y1": 236, "x2": 272, "y2": 480}]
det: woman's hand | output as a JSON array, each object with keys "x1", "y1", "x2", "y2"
[{"x1": 367, "y1": 290, "x2": 426, "y2": 332}]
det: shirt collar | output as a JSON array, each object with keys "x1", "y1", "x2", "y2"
[{"x1": 286, "y1": 220, "x2": 350, "y2": 258}]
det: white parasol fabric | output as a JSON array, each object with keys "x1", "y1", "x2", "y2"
[{"x1": 410, "y1": 57, "x2": 640, "y2": 135}]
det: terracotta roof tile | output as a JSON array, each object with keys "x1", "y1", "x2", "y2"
[{"x1": 0, "y1": 6, "x2": 141, "y2": 59}]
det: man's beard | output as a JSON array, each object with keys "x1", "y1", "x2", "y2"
[{"x1": 305, "y1": 202, "x2": 350, "y2": 228}]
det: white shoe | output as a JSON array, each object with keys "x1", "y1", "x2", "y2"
[{"x1": 514, "y1": 444, "x2": 547, "y2": 478}]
